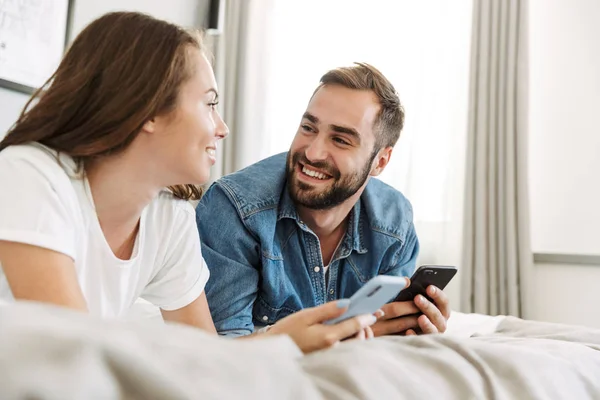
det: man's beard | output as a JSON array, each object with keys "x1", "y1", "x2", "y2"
[{"x1": 286, "y1": 151, "x2": 375, "y2": 210}]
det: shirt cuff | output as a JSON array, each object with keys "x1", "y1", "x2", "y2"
[
  {"x1": 0, "y1": 229, "x2": 76, "y2": 261},
  {"x1": 158, "y1": 268, "x2": 209, "y2": 311}
]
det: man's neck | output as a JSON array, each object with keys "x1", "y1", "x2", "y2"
[
  {"x1": 298, "y1": 203, "x2": 349, "y2": 267},
  {"x1": 296, "y1": 190, "x2": 364, "y2": 266},
  {"x1": 297, "y1": 200, "x2": 354, "y2": 240}
]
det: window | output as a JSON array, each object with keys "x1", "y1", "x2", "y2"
[{"x1": 256, "y1": 0, "x2": 473, "y2": 224}]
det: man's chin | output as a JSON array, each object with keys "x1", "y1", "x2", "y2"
[
  {"x1": 292, "y1": 190, "x2": 335, "y2": 209},
  {"x1": 292, "y1": 179, "x2": 329, "y2": 195}
]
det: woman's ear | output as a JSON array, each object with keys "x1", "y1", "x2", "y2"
[
  {"x1": 141, "y1": 118, "x2": 156, "y2": 135},
  {"x1": 370, "y1": 147, "x2": 393, "y2": 176}
]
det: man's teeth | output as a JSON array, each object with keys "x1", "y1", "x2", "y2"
[
  {"x1": 302, "y1": 166, "x2": 328, "y2": 180},
  {"x1": 206, "y1": 148, "x2": 216, "y2": 156}
]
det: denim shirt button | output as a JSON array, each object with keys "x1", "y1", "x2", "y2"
[
  {"x1": 262, "y1": 315, "x2": 268, "y2": 321},
  {"x1": 313, "y1": 266, "x2": 320, "y2": 273},
  {"x1": 329, "y1": 289, "x2": 334, "y2": 295}
]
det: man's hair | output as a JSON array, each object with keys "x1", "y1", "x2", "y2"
[
  {"x1": 0, "y1": 12, "x2": 205, "y2": 200},
  {"x1": 316, "y1": 62, "x2": 405, "y2": 150}
]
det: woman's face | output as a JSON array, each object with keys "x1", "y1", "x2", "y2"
[{"x1": 149, "y1": 48, "x2": 229, "y2": 186}]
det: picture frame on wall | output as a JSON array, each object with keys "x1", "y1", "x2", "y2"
[{"x1": 0, "y1": 0, "x2": 74, "y2": 95}]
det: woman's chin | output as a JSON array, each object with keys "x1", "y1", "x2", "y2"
[
  {"x1": 175, "y1": 160, "x2": 213, "y2": 187},
  {"x1": 193, "y1": 169, "x2": 211, "y2": 186},
  {"x1": 204, "y1": 151, "x2": 217, "y2": 166}
]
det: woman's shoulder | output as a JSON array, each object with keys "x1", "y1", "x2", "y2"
[
  {"x1": 0, "y1": 143, "x2": 77, "y2": 186},
  {"x1": 145, "y1": 190, "x2": 196, "y2": 227},
  {"x1": 1, "y1": 142, "x2": 56, "y2": 163}
]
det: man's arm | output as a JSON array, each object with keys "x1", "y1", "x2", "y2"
[
  {"x1": 372, "y1": 222, "x2": 452, "y2": 336},
  {"x1": 196, "y1": 184, "x2": 261, "y2": 337}
]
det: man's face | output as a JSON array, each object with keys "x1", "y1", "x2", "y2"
[{"x1": 286, "y1": 84, "x2": 381, "y2": 210}]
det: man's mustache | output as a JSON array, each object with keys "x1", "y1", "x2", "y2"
[{"x1": 292, "y1": 152, "x2": 340, "y2": 179}]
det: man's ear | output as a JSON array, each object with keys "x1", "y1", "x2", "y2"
[{"x1": 370, "y1": 147, "x2": 393, "y2": 176}]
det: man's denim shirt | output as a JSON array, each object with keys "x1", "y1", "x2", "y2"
[{"x1": 196, "y1": 153, "x2": 419, "y2": 336}]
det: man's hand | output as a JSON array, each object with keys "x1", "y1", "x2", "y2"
[
  {"x1": 371, "y1": 285, "x2": 451, "y2": 336},
  {"x1": 371, "y1": 300, "x2": 420, "y2": 336}
]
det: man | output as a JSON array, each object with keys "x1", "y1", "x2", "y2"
[{"x1": 196, "y1": 63, "x2": 450, "y2": 337}]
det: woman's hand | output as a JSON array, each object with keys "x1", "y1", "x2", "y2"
[{"x1": 267, "y1": 299, "x2": 377, "y2": 354}]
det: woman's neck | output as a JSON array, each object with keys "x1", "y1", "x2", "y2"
[
  {"x1": 87, "y1": 156, "x2": 159, "y2": 224},
  {"x1": 85, "y1": 152, "x2": 161, "y2": 258}
]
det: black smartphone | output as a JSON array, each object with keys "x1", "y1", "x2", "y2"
[{"x1": 394, "y1": 265, "x2": 457, "y2": 302}]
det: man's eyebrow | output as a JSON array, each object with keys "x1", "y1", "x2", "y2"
[
  {"x1": 302, "y1": 112, "x2": 361, "y2": 143},
  {"x1": 302, "y1": 112, "x2": 319, "y2": 124},
  {"x1": 331, "y1": 124, "x2": 361, "y2": 143}
]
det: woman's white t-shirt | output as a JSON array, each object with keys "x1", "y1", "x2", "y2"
[{"x1": 0, "y1": 143, "x2": 209, "y2": 318}]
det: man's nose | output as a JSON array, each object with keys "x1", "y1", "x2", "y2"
[{"x1": 304, "y1": 135, "x2": 328, "y2": 162}]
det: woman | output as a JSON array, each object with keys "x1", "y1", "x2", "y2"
[{"x1": 0, "y1": 12, "x2": 375, "y2": 352}]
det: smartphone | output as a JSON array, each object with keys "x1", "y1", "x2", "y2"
[
  {"x1": 324, "y1": 275, "x2": 408, "y2": 325},
  {"x1": 394, "y1": 265, "x2": 457, "y2": 303}
]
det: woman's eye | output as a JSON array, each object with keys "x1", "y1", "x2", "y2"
[{"x1": 208, "y1": 102, "x2": 218, "y2": 110}]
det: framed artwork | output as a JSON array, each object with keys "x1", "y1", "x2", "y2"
[{"x1": 0, "y1": 0, "x2": 74, "y2": 94}]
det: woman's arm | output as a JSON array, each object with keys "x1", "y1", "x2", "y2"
[
  {"x1": 160, "y1": 291, "x2": 217, "y2": 334},
  {"x1": 0, "y1": 241, "x2": 88, "y2": 311}
]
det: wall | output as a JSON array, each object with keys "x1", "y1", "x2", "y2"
[
  {"x1": 528, "y1": 0, "x2": 600, "y2": 328},
  {"x1": 69, "y1": 0, "x2": 209, "y2": 40},
  {"x1": 0, "y1": 89, "x2": 28, "y2": 139},
  {"x1": 530, "y1": 263, "x2": 600, "y2": 328},
  {"x1": 0, "y1": 0, "x2": 209, "y2": 140}
]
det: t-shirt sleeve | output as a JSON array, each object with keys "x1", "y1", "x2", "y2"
[
  {"x1": 0, "y1": 151, "x2": 76, "y2": 259},
  {"x1": 140, "y1": 202, "x2": 210, "y2": 311}
]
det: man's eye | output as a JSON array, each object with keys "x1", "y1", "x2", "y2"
[
  {"x1": 333, "y1": 137, "x2": 350, "y2": 146},
  {"x1": 301, "y1": 125, "x2": 315, "y2": 132}
]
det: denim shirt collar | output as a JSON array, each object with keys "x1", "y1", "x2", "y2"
[
  {"x1": 277, "y1": 184, "x2": 368, "y2": 255},
  {"x1": 277, "y1": 186, "x2": 299, "y2": 221}
]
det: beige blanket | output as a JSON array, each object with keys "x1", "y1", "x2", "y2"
[{"x1": 1, "y1": 302, "x2": 599, "y2": 399}]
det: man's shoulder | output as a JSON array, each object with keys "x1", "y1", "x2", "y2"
[
  {"x1": 210, "y1": 152, "x2": 288, "y2": 217},
  {"x1": 362, "y1": 178, "x2": 414, "y2": 240}
]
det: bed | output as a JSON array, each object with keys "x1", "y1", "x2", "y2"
[{"x1": 1, "y1": 301, "x2": 599, "y2": 399}]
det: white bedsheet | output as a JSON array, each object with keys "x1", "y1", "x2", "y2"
[
  {"x1": 445, "y1": 310, "x2": 506, "y2": 337},
  {"x1": 1, "y1": 301, "x2": 600, "y2": 399},
  {"x1": 123, "y1": 298, "x2": 507, "y2": 337}
]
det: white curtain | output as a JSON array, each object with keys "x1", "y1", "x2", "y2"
[
  {"x1": 461, "y1": 0, "x2": 532, "y2": 317},
  {"x1": 206, "y1": 0, "x2": 278, "y2": 181},
  {"x1": 214, "y1": 0, "x2": 474, "y2": 308}
]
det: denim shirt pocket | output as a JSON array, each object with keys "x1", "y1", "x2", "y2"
[
  {"x1": 252, "y1": 250, "x2": 302, "y2": 325},
  {"x1": 253, "y1": 295, "x2": 298, "y2": 326}
]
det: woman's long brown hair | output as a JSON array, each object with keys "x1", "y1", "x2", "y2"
[{"x1": 0, "y1": 12, "x2": 204, "y2": 200}]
